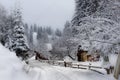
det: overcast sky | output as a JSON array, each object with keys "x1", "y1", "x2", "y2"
[{"x1": 0, "y1": 0, "x2": 75, "y2": 29}]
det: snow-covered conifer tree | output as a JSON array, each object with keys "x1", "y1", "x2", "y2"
[
  {"x1": 11, "y1": 8, "x2": 29, "y2": 59},
  {"x1": 0, "y1": 4, "x2": 9, "y2": 46},
  {"x1": 55, "y1": 29, "x2": 62, "y2": 37}
]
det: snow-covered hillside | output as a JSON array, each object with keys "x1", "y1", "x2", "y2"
[{"x1": 0, "y1": 44, "x2": 30, "y2": 80}]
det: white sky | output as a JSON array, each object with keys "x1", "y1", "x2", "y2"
[{"x1": 0, "y1": 0, "x2": 75, "y2": 29}]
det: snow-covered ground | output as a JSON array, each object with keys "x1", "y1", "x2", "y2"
[
  {"x1": 109, "y1": 54, "x2": 118, "y2": 67},
  {"x1": 0, "y1": 44, "x2": 30, "y2": 80},
  {"x1": 27, "y1": 60, "x2": 115, "y2": 80},
  {"x1": 0, "y1": 44, "x2": 115, "y2": 80}
]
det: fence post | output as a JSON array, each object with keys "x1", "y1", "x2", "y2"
[
  {"x1": 64, "y1": 61, "x2": 67, "y2": 67},
  {"x1": 89, "y1": 63, "x2": 91, "y2": 69},
  {"x1": 105, "y1": 68, "x2": 110, "y2": 74},
  {"x1": 78, "y1": 65, "x2": 79, "y2": 69},
  {"x1": 110, "y1": 66, "x2": 114, "y2": 73}
]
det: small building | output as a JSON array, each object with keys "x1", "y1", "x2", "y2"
[
  {"x1": 87, "y1": 54, "x2": 92, "y2": 61},
  {"x1": 77, "y1": 45, "x2": 100, "y2": 62},
  {"x1": 77, "y1": 50, "x2": 88, "y2": 61},
  {"x1": 77, "y1": 45, "x2": 88, "y2": 62}
]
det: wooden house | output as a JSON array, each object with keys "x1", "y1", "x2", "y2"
[
  {"x1": 77, "y1": 50, "x2": 88, "y2": 61},
  {"x1": 77, "y1": 45, "x2": 100, "y2": 62}
]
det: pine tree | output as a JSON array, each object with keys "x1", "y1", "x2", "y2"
[
  {"x1": 63, "y1": 21, "x2": 71, "y2": 38},
  {"x1": 46, "y1": 26, "x2": 53, "y2": 35},
  {"x1": 55, "y1": 29, "x2": 62, "y2": 37},
  {"x1": 0, "y1": 4, "x2": 9, "y2": 46},
  {"x1": 61, "y1": 21, "x2": 72, "y2": 47},
  {"x1": 11, "y1": 8, "x2": 29, "y2": 60}
]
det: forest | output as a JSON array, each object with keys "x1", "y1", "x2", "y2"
[{"x1": 0, "y1": 0, "x2": 120, "y2": 80}]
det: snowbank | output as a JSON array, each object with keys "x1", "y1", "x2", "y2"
[
  {"x1": 109, "y1": 54, "x2": 118, "y2": 67},
  {"x1": 0, "y1": 44, "x2": 30, "y2": 80},
  {"x1": 63, "y1": 56, "x2": 73, "y2": 62}
]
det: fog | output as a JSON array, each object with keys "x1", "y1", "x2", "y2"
[{"x1": 0, "y1": 0, "x2": 75, "y2": 29}]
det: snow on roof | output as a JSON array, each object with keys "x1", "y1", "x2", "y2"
[
  {"x1": 63, "y1": 56, "x2": 73, "y2": 62},
  {"x1": 80, "y1": 40, "x2": 90, "y2": 51}
]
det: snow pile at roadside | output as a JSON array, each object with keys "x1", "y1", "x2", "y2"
[
  {"x1": 63, "y1": 56, "x2": 73, "y2": 62},
  {"x1": 109, "y1": 54, "x2": 118, "y2": 67},
  {"x1": 0, "y1": 44, "x2": 30, "y2": 80}
]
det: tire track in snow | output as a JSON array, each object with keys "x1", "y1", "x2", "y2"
[{"x1": 29, "y1": 62, "x2": 73, "y2": 80}]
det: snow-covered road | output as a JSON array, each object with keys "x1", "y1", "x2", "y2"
[{"x1": 27, "y1": 61, "x2": 114, "y2": 80}]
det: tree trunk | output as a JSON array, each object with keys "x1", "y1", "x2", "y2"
[{"x1": 114, "y1": 53, "x2": 120, "y2": 79}]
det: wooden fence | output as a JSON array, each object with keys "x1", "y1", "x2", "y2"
[
  {"x1": 38, "y1": 60, "x2": 103, "y2": 70},
  {"x1": 27, "y1": 60, "x2": 114, "y2": 75}
]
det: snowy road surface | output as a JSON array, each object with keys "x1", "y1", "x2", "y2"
[{"x1": 27, "y1": 61, "x2": 114, "y2": 80}]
